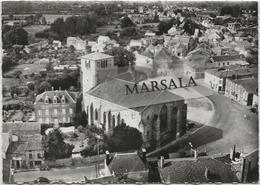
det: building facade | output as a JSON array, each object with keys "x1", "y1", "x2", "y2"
[{"x1": 34, "y1": 90, "x2": 77, "y2": 125}]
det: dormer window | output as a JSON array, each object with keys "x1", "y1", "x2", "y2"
[
  {"x1": 53, "y1": 96, "x2": 57, "y2": 104},
  {"x1": 45, "y1": 96, "x2": 49, "y2": 104},
  {"x1": 61, "y1": 95, "x2": 66, "y2": 104}
]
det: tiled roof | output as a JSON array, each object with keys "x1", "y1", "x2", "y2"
[
  {"x1": 35, "y1": 90, "x2": 77, "y2": 104},
  {"x1": 108, "y1": 152, "x2": 147, "y2": 175},
  {"x1": 159, "y1": 157, "x2": 239, "y2": 183},
  {"x1": 24, "y1": 134, "x2": 43, "y2": 151},
  {"x1": 7, "y1": 134, "x2": 43, "y2": 155},
  {"x1": 81, "y1": 52, "x2": 113, "y2": 61},
  {"x1": 87, "y1": 77, "x2": 184, "y2": 111},
  {"x1": 211, "y1": 54, "x2": 244, "y2": 62},
  {"x1": 206, "y1": 66, "x2": 258, "y2": 78},
  {"x1": 3, "y1": 122, "x2": 41, "y2": 134}
]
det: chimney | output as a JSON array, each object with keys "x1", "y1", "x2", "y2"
[
  {"x1": 105, "y1": 150, "x2": 110, "y2": 165},
  {"x1": 160, "y1": 156, "x2": 164, "y2": 168},
  {"x1": 142, "y1": 148, "x2": 146, "y2": 162},
  {"x1": 51, "y1": 86, "x2": 54, "y2": 91},
  {"x1": 59, "y1": 86, "x2": 61, "y2": 91}
]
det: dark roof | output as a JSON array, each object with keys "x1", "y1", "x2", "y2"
[
  {"x1": 87, "y1": 78, "x2": 184, "y2": 111},
  {"x1": 35, "y1": 90, "x2": 77, "y2": 104},
  {"x1": 7, "y1": 134, "x2": 43, "y2": 155},
  {"x1": 108, "y1": 152, "x2": 147, "y2": 175},
  {"x1": 159, "y1": 157, "x2": 239, "y2": 183},
  {"x1": 211, "y1": 55, "x2": 244, "y2": 62},
  {"x1": 3, "y1": 122, "x2": 41, "y2": 135},
  {"x1": 206, "y1": 66, "x2": 258, "y2": 78}
]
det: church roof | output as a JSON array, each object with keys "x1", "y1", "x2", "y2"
[{"x1": 87, "y1": 77, "x2": 183, "y2": 110}]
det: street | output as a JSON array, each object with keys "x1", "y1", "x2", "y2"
[
  {"x1": 14, "y1": 164, "x2": 104, "y2": 183},
  {"x1": 197, "y1": 93, "x2": 258, "y2": 155}
]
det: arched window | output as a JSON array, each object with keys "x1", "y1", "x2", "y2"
[
  {"x1": 90, "y1": 103, "x2": 94, "y2": 125},
  {"x1": 117, "y1": 113, "x2": 121, "y2": 125},
  {"x1": 61, "y1": 95, "x2": 66, "y2": 104},
  {"x1": 103, "y1": 112, "x2": 106, "y2": 125},
  {"x1": 95, "y1": 109, "x2": 98, "y2": 120},
  {"x1": 159, "y1": 105, "x2": 168, "y2": 133},
  {"x1": 108, "y1": 111, "x2": 111, "y2": 129},
  {"x1": 53, "y1": 96, "x2": 57, "y2": 104},
  {"x1": 112, "y1": 115, "x2": 116, "y2": 128}
]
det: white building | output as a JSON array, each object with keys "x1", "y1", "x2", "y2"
[{"x1": 67, "y1": 37, "x2": 86, "y2": 50}]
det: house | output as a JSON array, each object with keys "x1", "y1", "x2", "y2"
[
  {"x1": 164, "y1": 35, "x2": 196, "y2": 57},
  {"x1": 6, "y1": 134, "x2": 44, "y2": 169},
  {"x1": 227, "y1": 22, "x2": 241, "y2": 33},
  {"x1": 225, "y1": 77, "x2": 258, "y2": 106},
  {"x1": 52, "y1": 40, "x2": 62, "y2": 50},
  {"x1": 184, "y1": 49, "x2": 212, "y2": 79},
  {"x1": 210, "y1": 54, "x2": 249, "y2": 68},
  {"x1": 158, "y1": 155, "x2": 239, "y2": 183},
  {"x1": 66, "y1": 37, "x2": 86, "y2": 50},
  {"x1": 128, "y1": 40, "x2": 142, "y2": 49},
  {"x1": 24, "y1": 40, "x2": 48, "y2": 53},
  {"x1": 34, "y1": 90, "x2": 77, "y2": 125},
  {"x1": 91, "y1": 36, "x2": 119, "y2": 52},
  {"x1": 134, "y1": 51, "x2": 154, "y2": 71},
  {"x1": 104, "y1": 151, "x2": 149, "y2": 182},
  {"x1": 204, "y1": 66, "x2": 258, "y2": 92}
]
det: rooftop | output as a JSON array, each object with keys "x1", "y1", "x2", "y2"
[
  {"x1": 159, "y1": 157, "x2": 239, "y2": 183},
  {"x1": 3, "y1": 122, "x2": 41, "y2": 134},
  {"x1": 108, "y1": 152, "x2": 147, "y2": 175},
  {"x1": 81, "y1": 52, "x2": 113, "y2": 61},
  {"x1": 206, "y1": 66, "x2": 258, "y2": 78},
  {"x1": 211, "y1": 54, "x2": 244, "y2": 62},
  {"x1": 35, "y1": 90, "x2": 77, "y2": 104},
  {"x1": 87, "y1": 77, "x2": 183, "y2": 111}
]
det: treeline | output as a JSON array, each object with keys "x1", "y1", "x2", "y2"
[
  {"x1": 35, "y1": 15, "x2": 97, "y2": 41},
  {"x1": 2, "y1": 25, "x2": 28, "y2": 48}
]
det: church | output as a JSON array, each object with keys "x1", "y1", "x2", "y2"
[{"x1": 81, "y1": 52, "x2": 187, "y2": 149}]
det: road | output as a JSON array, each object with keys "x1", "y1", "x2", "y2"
[
  {"x1": 197, "y1": 93, "x2": 258, "y2": 155},
  {"x1": 14, "y1": 164, "x2": 104, "y2": 183}
]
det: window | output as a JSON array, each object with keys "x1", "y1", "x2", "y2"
[
  {"x1": 45, "y1": 109, "x2": 49, "y2": 116},
  {"x1": 38, "y1": 118, "x2": 43, "y2": 123},
  {"x1": 45, "y1": 118, "x2": 50, "y2": 123},
  {"x1": 63, "y1": 117, "x2": 66, "y2": 123},
  {"x1": 227, "y1": 62, "x2": 229, "y2": 65},
  {"x1": 85, "y1": 59, "x2": 91, "y2": 68},
  {"x1": 101, "y1": 60, "x2": 108, "y2": 68},
  {"x1": 62, "y1": 109, "x2": 66, "y2": 115},
  {"x1": 69, "y1": 108, "x2": 73, "y2": 114},
  {"x1": 38, "y1": 110, "x2": 42, "y2": 116},
  {"x1": 53, "y1": 96, "x2": 57, "y2": 104},
  {"x1": 29, "y1": 153, "x2": 32, "y2": 159},
  {"x1": 54, "y1": 109, "x2": 58, "y2": 115},
  {"x1": 61, "y1": 96, "x2": 66, "y2": 104},
  {"x1": 95, "y1": 109, "x2": 98, "y2": 120},
  {"x1": 37, "y1": 153, "x2": 41, "y2": 159}
]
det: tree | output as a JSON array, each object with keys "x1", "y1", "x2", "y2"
[
  {"x1": 121, "y1": 16, "x2": 136, "y2": 28},
  {"x1": 3, "y1": 28, "x2": 28, "y2": 48},
  {"x1": 157, "y1": 17, "x2": 180, "y2": 35},
  {"x1": 220, "y1": 5, "x2": 241, "y2": 17},
  {"x1": 105, "y1": 47, "x2": 135, "y2": 68},
  {"x1": 36, "y1": 81, "x2": 52, "y2": 94},
  {"x1": 10, "y1": 86, "x2": 19, "y2": 99},
  {"x1": 43, "y1": 128, "x2": 74, "y2": 160},
  {"x1": 104, "y1": 123, "x2": 143, "y2": 152},
  {"x1": 74, "y1": 111, "x2": 88, "y2": 127}
]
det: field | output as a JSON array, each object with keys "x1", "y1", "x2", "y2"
[{"x1": 3, "y1": 63, "x2": 46, "y2": 77}]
